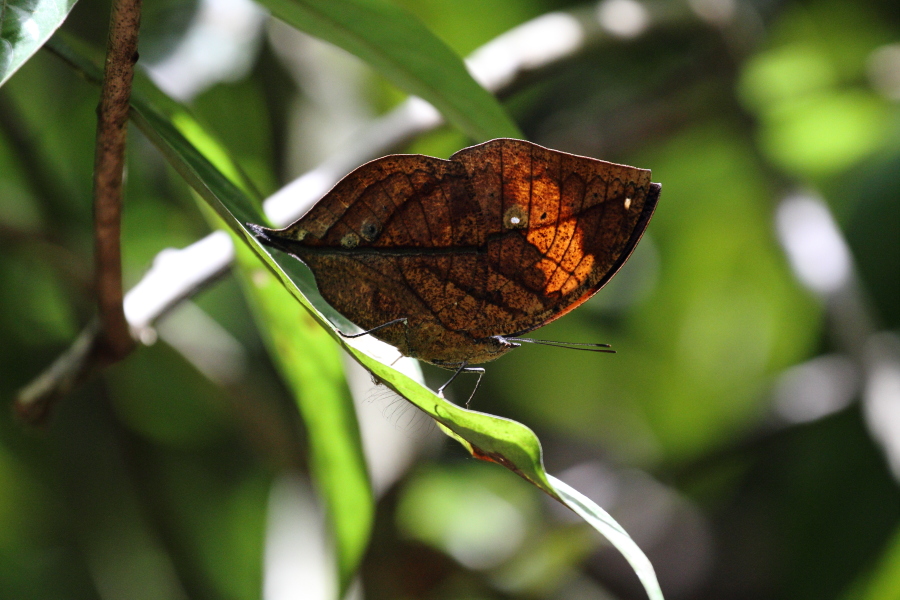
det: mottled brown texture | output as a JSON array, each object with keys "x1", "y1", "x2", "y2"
[
  {"x1": 253, "y1": 139, "x2": 660, "y2": 366},
  {"x1": 93, "y1": 0, "x2": 142, "y2": 360}
]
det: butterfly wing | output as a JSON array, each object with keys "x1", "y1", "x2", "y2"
[
  {"x1": 253, "y1": 139, "x2": 660, "y2": 364},
  {"x1": 254, "y1": 153, "x2": 503, "y2": 362},
  {"x1": 449, "y1": 138, "x2": 660, "y2": 338}
]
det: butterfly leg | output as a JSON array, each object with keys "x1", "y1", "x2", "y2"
[
  {"x1": 438, "y1": 362, "x2": 485, "y2": 408},
  {"x1": 337, "y1": 318, "x2": 413, "y2": 358}
]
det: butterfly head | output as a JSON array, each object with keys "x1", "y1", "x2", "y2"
[{"x1": 247, "y1": 222, "x2": 310, "y2": 255}]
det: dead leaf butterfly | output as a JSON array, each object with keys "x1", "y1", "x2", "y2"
[{"x1": 249, "y1": 138, "x2": 660, "y2": 399}]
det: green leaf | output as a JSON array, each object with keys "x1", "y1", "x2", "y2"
[
  {"x1": 0, "y1": 0, "x2": 78, "y2": 87},
  {"x1": 48, "y1": 34, "x2": 663, "y2": 600},
  {"x1": 549, "y1": 476, "x2": 663, "y2": 600},
  {"x1": 146, "y1": 113, "x2": 374, "y2": 595},
  {"x1": 233, "y1": 237, "x2": 373, "y2": 595},
  {"x1": 138, "y1": 94, "x2": 374, "y2": 598},
  {"x1": 255, "y1": 0, "x2": 522, "y2": 142},
  {"x1": 44, "y1": 35, "x2": 373, "y2": 596}
]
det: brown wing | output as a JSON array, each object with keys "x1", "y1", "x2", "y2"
[
  {"x1": 258, "y1": 152, "x2": 496, "y2": 362},
  {"x1": 272, "y1": 153, "x2": 481, "y2": 249},
  {"x1": 254, "y1": 139, "x2": 659, "y2": 364},
  {"x1": 448, "y1": 138, "x2": 659, "y2": 338}
]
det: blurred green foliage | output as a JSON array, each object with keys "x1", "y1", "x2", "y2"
[{"x1": 1, "y1": 0, "x2": 899, "y2": 599}]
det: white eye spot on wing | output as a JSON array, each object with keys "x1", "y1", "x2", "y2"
[
  {"x1": 624, "y1": 197, "x2": 632, "y2": 210},
  {"x1": 503, "y1": 206, "x2": 528, "y2": 229}
]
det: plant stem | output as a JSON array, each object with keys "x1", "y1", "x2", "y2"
[
  {"x1": 93, "y1": 0, "x2": 142, "y2": 360},
  {"x1": 14, "y1": 0, "x2": 143, "y2": 424}
]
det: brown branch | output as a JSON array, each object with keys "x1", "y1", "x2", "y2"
[
  {"x1": 14, "y1": 0, "x2": 143, "y2": 425},
  {"x1": 93, "y1": 0, "x2": 142, "y2": 360}
]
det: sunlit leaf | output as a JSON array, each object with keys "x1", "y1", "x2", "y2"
[
  {"x1": 232, "y1": 238, "x2": 373, "y2": 594},
  {"x1": 550, "y1": 475, "x2": 662, "y2": 600}
]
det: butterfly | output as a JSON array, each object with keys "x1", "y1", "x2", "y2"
[{"x1": 250, "y1": 138, "x2": 660, "y2": 400}]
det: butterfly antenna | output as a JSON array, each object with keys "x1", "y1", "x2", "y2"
[{"x1": 502, "y1": 337, "x2": 616, "y2": 353}]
